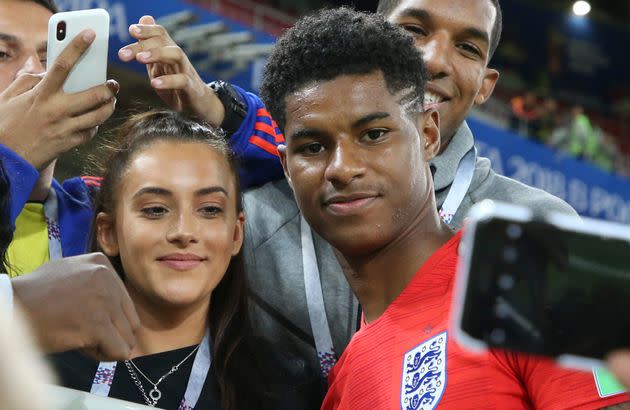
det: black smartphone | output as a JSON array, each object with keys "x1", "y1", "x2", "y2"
[{"x1": 453, "y1": 201, "x2": 630, "y2": 370}]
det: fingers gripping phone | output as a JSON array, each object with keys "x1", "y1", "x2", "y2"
[
  {"x1": 47, "y1": 9, "x2": 109, "y2": 93},
  {"x1": 453, "y1": 200, "x2": 630, "y2": 371}
]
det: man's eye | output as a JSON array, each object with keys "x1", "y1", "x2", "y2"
[
  {"x1": 299, "y1": 143, "x2": 324, "y2": 155},
  {"x1": 363, "y1": 129, "x2": 387, "y2": 142},
  {"x1": 458, "y1": 43, "x2": 482, "y2": 57},
  {"x1": 141, "y1": 206, "x2": 168, "y2": 217},
  {"x1": 401, "y1": 25, "x2": 427, "y2": 37},
  {"x1": 0, "y1": 51, "x2": 11, "y2": 60}
]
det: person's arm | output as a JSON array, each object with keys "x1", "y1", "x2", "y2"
[
  {"x1": 0, "y1": 144, "x2": 39, "y2": 226},
  {"x1": 496, "y1": 350, "x2": 630, "y2": 409},
  {"x1": 0, "y1": 30, "x2": 118, "y2": 172},
  {"x1": 225, "y1": 84, "x2": 285, "y2": 188},
  {"x1": 118, "y1": 16, "x2": 285, "y2": 188},
  {"x1": 11, "y1": 253, "x2": 140, "y2": 361}
]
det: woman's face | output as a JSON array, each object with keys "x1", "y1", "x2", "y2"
[{"x1": 97, "y1": 141, "x2": 244, "y2": 308}]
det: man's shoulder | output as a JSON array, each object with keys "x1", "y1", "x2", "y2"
[
  {"x1": 243, "y1": 178, "x2": 300, "y2": 244},
  {"x1": 470, "y1": 156, "x2": 578, "y2": 217}
]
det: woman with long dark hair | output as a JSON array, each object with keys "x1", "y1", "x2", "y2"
[{"x1": 48, "y1": 110, "x2": 272, "y2": 410}]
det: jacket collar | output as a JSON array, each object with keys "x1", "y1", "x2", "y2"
[{"x1": 430, "y1": 121, "x2": 475, "y2": 191}]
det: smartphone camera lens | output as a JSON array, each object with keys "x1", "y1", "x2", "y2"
[{"x1": 56, "y1": 21, "x2": 66, "y2": 41}]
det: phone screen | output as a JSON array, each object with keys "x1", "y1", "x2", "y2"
[{"x1": 460, "y1": 217, "x2": 630, "y2": 360}]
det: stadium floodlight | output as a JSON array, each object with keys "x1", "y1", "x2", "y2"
[
  {"x1": 572, "y1": 1, "x2": 591, "y2": 16},
  {"x1": 156, "y1": 10, "x2": 198, "y2": 32}
]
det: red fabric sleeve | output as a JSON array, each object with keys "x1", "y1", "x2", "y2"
[{"x1": 492, "y1": 350, "x2": 629, "y2": 409}]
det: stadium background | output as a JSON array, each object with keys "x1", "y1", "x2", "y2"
[{"x1": 52, "y1": 0, "x2": 630, "y2": 223}]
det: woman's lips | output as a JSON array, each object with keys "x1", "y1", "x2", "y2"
[
  {"x1": 158, "y1": 259, "x2": 202, "y2": 270},
  {"x1": 156, "y1": 254, "x2": 205, "y2": 271}
]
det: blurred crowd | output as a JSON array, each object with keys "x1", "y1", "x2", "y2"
[{"x1": 508, "y1": 91, "x2": 630, "y2": 177}]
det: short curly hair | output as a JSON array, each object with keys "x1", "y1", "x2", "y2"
[
  {"x1": 377, "y1": 0, "x2": 502, "y2": 61},
  {"x1": 259, "y1": 7, "x2": 428, "y2": 132}
]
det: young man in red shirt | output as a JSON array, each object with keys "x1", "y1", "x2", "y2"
[{"x1": 261, "y1": 8, "x2": 629, "y2": 409}]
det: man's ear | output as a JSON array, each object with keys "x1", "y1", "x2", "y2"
[
  {"x1": 231, "y1": 212, "x2": 245, "y2": 256},
  {"x1": 96, "y1": 212, "x2": 119, "y2": 257},
  {"x1": 277, "y1": 144, "x2": 294, "y2": 190},
  {"x1": 474, "y1": 68, "x2": 499, "y2": 105},
  {"x1": 419, "y1": 108, "x2": 441, "y2": 161}
]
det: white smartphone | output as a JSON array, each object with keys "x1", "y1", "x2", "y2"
[
  {"x1": 47, "y1": 9, "x2": 109, "y2": 94},
  {"x1": 452, "y1": 200, "x2": 630, "y2": 371}
]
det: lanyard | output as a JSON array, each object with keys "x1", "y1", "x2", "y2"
[
  {"x1": 91, "y1": 329, "x2": 212, "y2": 409},
  {"x1": 301, "y1": 146, "x2": 476, "y2": 379},
  {"x1": 438, "y1": 147, "x2": 476, "y2": 225},
  {"x1": 301, "y1": 216, "x2": 336, "y2": 379},
  {"x1": 43, "y1": 189, "x2": 63, "y2": 260}
]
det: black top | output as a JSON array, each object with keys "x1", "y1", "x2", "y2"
[
  {"x1": 48, "y1": 342, "x2": 324, "y2": 410},
  {"x1": 48, "y1": 345, "x2": 219, "y2": 410}
]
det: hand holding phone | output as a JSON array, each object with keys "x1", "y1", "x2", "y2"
[
  {"x1": 453, "y1": 201, "x2": 630, "y2": 371},
  {"x1": 0, "y1": 10, "x2": 117, "y2": 169},
  {"x1": 47, "y1": 9, "x2": 109, "y2": 93}
]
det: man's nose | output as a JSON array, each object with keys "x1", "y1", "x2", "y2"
[
  {"x1": 324, "y1": 140, "x2": 366, "y2": 187},
  {"x1": 16, "y1": 55, "x2": 46, "y2": 77},
  {"x1": 421, "y1": 33, "x2": 451, "y2": 79}
]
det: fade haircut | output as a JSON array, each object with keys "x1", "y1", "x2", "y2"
[
  {"x1": 29, "y1": 0, "x2": 58, "y2": 13},
  {"x1": 259, "y1": 7, "x2": 428, "y2": 132},
  {"x1": 377, "y1": 0, "x2": 503, "y2": 61}
]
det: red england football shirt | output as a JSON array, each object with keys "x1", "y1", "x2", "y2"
[{"x1": 322, "y1": 231, "x2": 629, "y2": 409}]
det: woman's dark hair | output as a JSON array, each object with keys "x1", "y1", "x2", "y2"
[
  {"x1": 0, "y1": 159, "x2": 13, "y2": 273},
  {"x1": 90, "y1": 110, "x2": 253, "y2": 410}
]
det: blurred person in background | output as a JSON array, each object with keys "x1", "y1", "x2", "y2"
[
  {"x1": 591, "y1": 132, "x2": 619, "y2": 173},
  {"x1": 568, "y1": 105, "x2": 599, "y2": 161},
  {"x1": 510, "y1": 90, "x2": 540, "y2": 136},
  {"x1": 535, "y1": 96, "x2": 559, "y2": 144}
]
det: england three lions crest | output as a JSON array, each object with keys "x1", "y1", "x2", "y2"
[{"x1": 400, "y1": 331, "x2": 447, "y2": 410}]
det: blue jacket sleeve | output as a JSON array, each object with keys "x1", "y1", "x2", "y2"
[
  {"x1": 0, "y1": 144, "x2": 39, "y2": 228},
  {"x1": 55, "y1": 177, "x2": 97, "y2": 256},
  {"x1": 228, "y1": 85, "x2": 286, "y2": 189}
]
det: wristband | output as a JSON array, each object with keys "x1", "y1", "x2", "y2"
[{"x1": 208, "y1": 81, "x2": 248, "y2": 136}]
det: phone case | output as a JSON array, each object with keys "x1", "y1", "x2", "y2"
[
  {"x1": 47, "y1": 9, "x2": 109, "y2": 94},
  {"x1": 451, "y1": 200, "x2": 630, "y2": 371}
]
